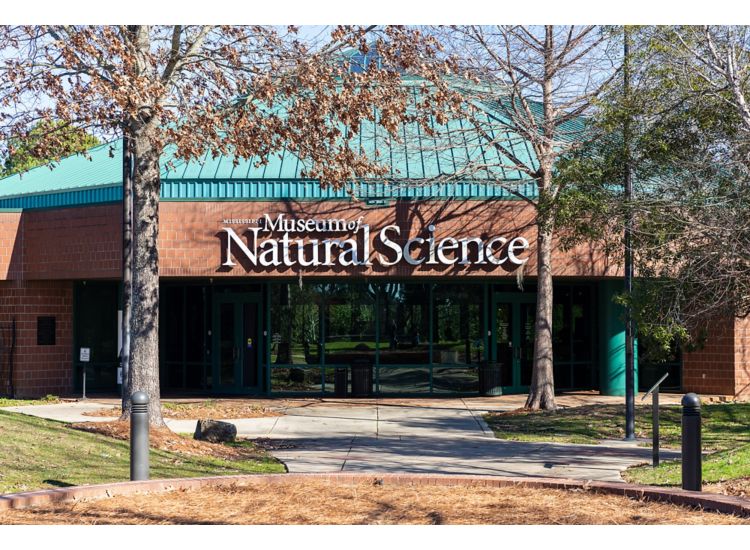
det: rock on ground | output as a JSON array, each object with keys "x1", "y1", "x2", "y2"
[{"x1": 194, "y1": 419, "x2": 237, "y2": 443}]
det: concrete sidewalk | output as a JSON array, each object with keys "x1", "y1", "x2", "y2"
[
  {"x1": 1, "y1": 395, "x2": 680, "y2": 482},
  {"x1": 267, "y1": 435, "x2": 673, "y2": 481}
]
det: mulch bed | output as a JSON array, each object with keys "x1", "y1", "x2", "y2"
[
  {"x1": 706, "y1": 477, "x2": 750, "y2": 499},
  {"x1": 69, "y1": 421, "x2": 266, "y2": 461},
  {"x1": 2, "y1": 478, "x2": 748, "y2": 525},
  {"x1": 80, "y1": 399, "x2": 309, "y2": 420}
]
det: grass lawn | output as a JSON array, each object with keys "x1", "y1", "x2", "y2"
[
  {"x1": 0, "y1": 410, "x2": 284, "y2": 494},
  {"x1": 0, "y1": 395, "x2": 60, "y2": 407},
  {"x1": 625, "y1": 443, "x2": 750, "y2": 486},
  {"x1": 484, "y1": 402, "x2": 750, "y2": 486}
]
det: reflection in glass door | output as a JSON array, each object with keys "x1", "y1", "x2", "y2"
[
  {"x1": 493, "y1": 294, "x2": 535, "y2": 392},
  {"x1": 213, "y1": 294, "x2": 261, "y2": 393},
  {"x1": 494, "y1": 303, "x2": 513, "y2": 387},
  {"x1": 218, "y1": 302, "x2": 235, "y2": 387},
  {"x1": 520, "y1": 303, "x2": 535, "y2": 386},
  {"x1": 242, "y1": 302, "x2": 259, "y2": 388}
]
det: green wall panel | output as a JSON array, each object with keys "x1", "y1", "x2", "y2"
[{"x1": 598, "y1": 280, "x2": 638, "y2": 396}]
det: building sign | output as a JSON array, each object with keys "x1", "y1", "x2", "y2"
[{"x1": 221, "y1": 213, "x2": 529, "y2": 269}]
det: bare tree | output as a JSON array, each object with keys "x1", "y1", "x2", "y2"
[
  {"x1": 414, "y1": 26, "x2": 619, "y2": 410},
  {"x1": 671, "y1": 26, "x2": 750, "y2": 134},
  {"x1": 0, "y1": 25, "x2": 455, "y2": 425}
]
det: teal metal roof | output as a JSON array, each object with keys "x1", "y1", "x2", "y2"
[
  {"x1": 0, "y1": 139, "x2": 123, "y2": 208},
  {"x1": 0, "y1": 85, "x2": 568, "y2": 210}
]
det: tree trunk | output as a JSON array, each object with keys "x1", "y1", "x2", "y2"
[
  {"x1": 120, "y1": 130, "x2": 133, "y2": 413},
  {"x1": 120, "y1": 128, "x2": 165, "y2": 427},
  {"x1": 526, "y1": 29, "x2": 558, "y2": 411},
  {"x1": 525, "y1": 199, "x2": 557, "y2": 411}
]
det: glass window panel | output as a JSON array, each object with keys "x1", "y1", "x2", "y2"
[
  {"x1": 323, "y1": 367, "x2": 351, "y2": 396},
  {"x1": 242, "y1": 302, "x2": 259, "y2": 388},
  {"x1": 571, "y1": 287, "x2": 592, "y2": 361},
  {"x1": 219, "y1": 302, "x2": 235, "y2": 386},
  {"x1": 553, "y1": 363, "x2": 572, "y2": 389},
  {"x1": 432, "y1": 367, "x2": 479, "y2": 393},
  {"x1": 520, "y1": 303, "x2": 535, "y2": 386},
  {"x1": 271, "y1": 367, "x2": 324, "y2": 393},
  {"x1": 270, "y1": 367, "x2": 294, "y2": 392},
  {"x1": 270, "y1": 284, "x2": 323, "y2": 365},
  {"x1": 167, "y1": 361, "x2": 183, "y2": 388},
  {"x1": 377, "y1": 283, "x2": 430, "y2": 365},
  {"x1": 87, "y1": 363, "x2": 117, "y2": 391},
  {"x1": 552, "y1": 287, "x2": 571, "y2": 363},
  {"x1": 323, "y1": 283, "x2": 376, "y2": 365},
  {"x1": 185, "y1": 286, "x2": 206, "y2": 363},
  {"x1": 433, "y1": 284, "x2": 484, "y2": 365},
  {"x1": 376, "y1": 367, "x2": 430, "y2": 393},
  {"x1": 638, "y1": 333, "x2": 682, "y2": 392},
  {"x1": 74, "y1": 282, "x2": 119, "y2": 393},
  {"x1": 495, "y1": 303, "x2": 513, "y2": 387},
  {"x1": 161, "y1": 286, "x2": 184, "y2": 363},
  {"x1": 185, "y1": 362, "x2": 203, "y2": 389},
  {"x1": 75, "y1": 282, "x2": 119, "y2": 364},
  {"x1": 572, "y1": 363, "x2": 594, "y2": 389}
]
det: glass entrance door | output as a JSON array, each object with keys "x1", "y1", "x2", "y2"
[
  {"x1": 492, "y1": 294, "x2": 536, "y2": 393},
  {"x1": 519, "y1": 302, "x2": 535, "y2": 387},
  {"x1": 213, "y1": 294, "x2": 261, "y2": 393},
  {"x1": 494, "y1": 303, "x2": 514, "y2": 387}
]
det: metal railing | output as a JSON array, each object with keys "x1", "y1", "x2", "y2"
[{"x1": 641, "y1": 372, "x2": 669, "y2": 467}]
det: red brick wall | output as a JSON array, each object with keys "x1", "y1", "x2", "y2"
[
  {"x1": 0, "y1": 280, "x2": 73, "y2": 397},
  {"x1": 21, "y1": 205, "x2": 121, "y2": 280},
  {"x1": 682, "y1": 316, "x2": 750, "y2": 399},
  {"x1": 734, "y1": 316, "x2": 750, "y2": 399},
  {"x1": 0, "y1": 212, "x2": 22, "y2": 280},
  {"x1": 1, "y1": 201, "x2": 620, "y2": 281},
  {"x1": 158, "y1": 200, "x2": 621, "y2": 279}
]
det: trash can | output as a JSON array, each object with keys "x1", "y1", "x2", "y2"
[
  {"x1": 350, "y1": 358, "x2": 373, "y2": 397},
  {"x1": 479, "y1": 361, "x2": 503, "y2": 396},
  {"x1": 333, "y1": 368, "x2": 348, "y2": 397}
]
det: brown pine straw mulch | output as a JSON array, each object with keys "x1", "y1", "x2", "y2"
[
  {"x1": 705, "y1": 477, "x2": 750, "y2": 499},
  {"x1": 3, "y1": 479, "x2": 749, "y2": 525},
  {"x1": 81, "y1": 399, "x2": 312, "y2": 420},
  {"x1": 69, "y1": 421, "x2": 269, "y2": 461}
]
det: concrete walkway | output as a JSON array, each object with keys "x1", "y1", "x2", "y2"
[{"x1": 1, "y1": 395, "x2": 681, "y2": 482}]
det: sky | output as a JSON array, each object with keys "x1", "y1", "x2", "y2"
[{"x1": 4, "y1": 0, "x2": 750, "y2": 25}]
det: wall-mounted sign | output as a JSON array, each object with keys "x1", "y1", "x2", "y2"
[{"x1": 221, "y1": 213, "x2": 529, "y2": 270}]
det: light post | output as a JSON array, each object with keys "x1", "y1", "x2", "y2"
[{"x1": 623, "y1": 26, "x2": 636, "y2": 441}]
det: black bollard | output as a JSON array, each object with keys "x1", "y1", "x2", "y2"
[
  {"x1": 681, "y1": 392, "x2": 702, "y2": 491},
  {"x1": 652, "y1": 385, "x2": 660, "y2": 467},
  {"x1": 130, "y1": 391, "x2": 150, "y2": 481}
]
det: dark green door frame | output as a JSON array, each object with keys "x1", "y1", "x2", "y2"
[
  {"x1": 491, "y1": 292, "x2": 535, "y2": 394},
  {"x1": 211, "y1": 292, "x2": 262, "y2": 394}
]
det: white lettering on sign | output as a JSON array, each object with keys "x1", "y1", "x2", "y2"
[{"x1": 221, "y1": 214, "x2": 529, "y2": 270}]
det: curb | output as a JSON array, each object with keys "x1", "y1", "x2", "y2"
[{"x1": 2, "y1": 472, "x2": 750, "y2": 518}]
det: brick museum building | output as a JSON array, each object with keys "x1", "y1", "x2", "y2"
[{"x1": 0, "y1": 100, "x2": 748, "y2": 400}]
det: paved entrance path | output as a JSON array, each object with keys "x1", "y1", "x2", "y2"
[{"x1": 2, "y1": 395, "x2": 681, "y2": 482}]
